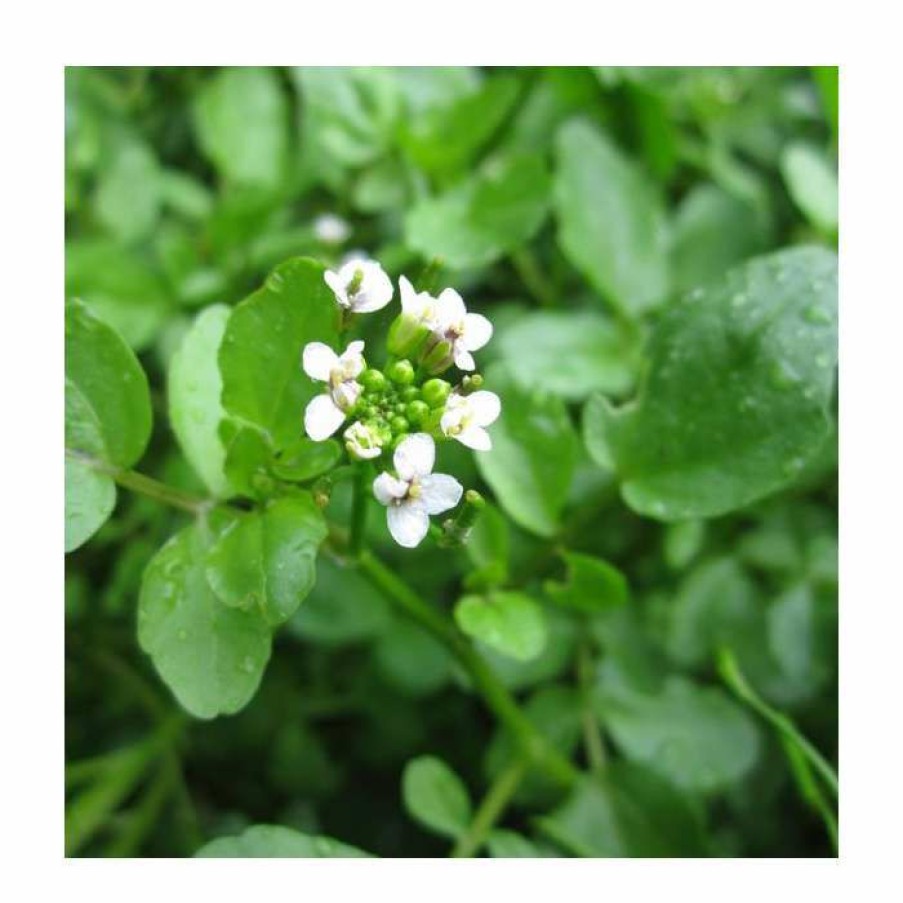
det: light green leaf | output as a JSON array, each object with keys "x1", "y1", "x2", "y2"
[
  {"x1": 671, "y1": 184, "x2": 768, "y2": 294},
  {"x1": 476, "y1": 365, "x2": 579, "y2": 537},
  {"x1": 487, "y1": 830, "x2": 557, "y2": 858},
  {"x1": 455, "y1": 591, "x2": 547, "y2": 662},
  {"x1": 554, "y1": 120, "x2": 669, "y2": 315},
  {"x1": 193, "y1": 67, "x2": 290, "y2": 188},
  {"x1": 168, "y1": 305, "x2": 231, "y2": 496},
  {"x1": 544, "y1": 552, "x2": 628, "y2": 614},
  {"x1": 663, "y1": 519, "x2": 706, "y2": 570},
  {"x1": 498, "y1": 310, "x2": 637, "y2": 400},
  {"x1": 536, "y1": 765, "x2": 706, "y2": 857},
  {"x1": 196, "y1": 824, "x2": 373, "y2": 858},
  {"x1": 65, "y1": 300, "x2": 153, "y2": 551},
  {"x1": 66, "y1": 239, "x2": 170, "y2": 351},
  {"x1": 402, "y1": 755, "x2": 472, "y2": 840},
  {"x1": 595, "y1": 674, "x2": 761, "y2": 794},
  {"x1": 219, "y1": 257, "x2": 340, "y2": 450},
  {"x1": 404, "y1": 153, "x2": 550, "y2": 270},
  {"x1": 587, "y1": 246, "x2": 838, "y2": 520},
  {"x1": 780, "y1": 142, "x2": 838, "y2": 234},
  {"x1": 401, "y1": 76, "x2": 520, "y2": 175},
  {"x1": 138, "y1": 518, "x2": 272, "y2": 719},
  {"x1": 93, "y1": 137, "x2": 161, "y2": 243},
  {"x1": 205, "y1": 494, "x2": 327, "y2": 626}
]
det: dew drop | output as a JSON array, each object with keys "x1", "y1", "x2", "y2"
[{"x1": 240, "y1": 656, "x2": 256, "y2": 674}]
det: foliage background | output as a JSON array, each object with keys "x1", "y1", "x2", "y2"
[{"x1": 64, "y1": 66, "x2": 838, "y2": 858}]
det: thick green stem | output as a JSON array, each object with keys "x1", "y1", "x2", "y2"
[
  {"x1": 357, "y1": 550, "x2": 579, "y2": 789},
  {"x1": 451, "y1": 759, "x2": 527, "y2": 858}
]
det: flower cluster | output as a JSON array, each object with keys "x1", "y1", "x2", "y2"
[{"x1": 301, "y1": 259, "x2": 501, "y2": 547}]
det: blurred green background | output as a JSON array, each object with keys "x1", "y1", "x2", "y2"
[{"x1": 65, "y1": 66, "x2": 837, "y2": 858}]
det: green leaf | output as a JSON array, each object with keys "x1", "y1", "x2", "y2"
[
  {"x1": 219, "y1": 421, "x2": 276, "y2": 499},
  {"x1": 594, "y1": 674, "x2": 761, "y2": 794},
  {"x1": 404, "y1": 153, "x2": 550, "y2": 269},
  {"x1": 168, "y1": 305, "x2": 231, "y2": 496},
  {"x1": 219, "y1": 258, "x2": 340, "y2": 450},
  {"x1": 544, "y1": 552, "x2": 628, "y2": 614},
  {"x1": 498, "y1": 310, "x2": 637, "y2": 400},
  {"x1": 196, "y1": 824, "x2": 373, "y2": 858},
  {"x1": 476, "y1": 365, "x2": 579, "y2": 537},
  {"x1": 535, "y1": 765, "x2": 706, "y2": 857},
  {"x1": 65, "y1": 300, "x2": 153, "y2": 551},
  {"x1": 205, "y1": 494, "x2": 327, "y2": 626},
  {"x1": 401, "y1": 76, "x2": 520, "y2": 175},
  {"x1": 373, "y1": 616, "x2": 453, "y2": 698},
  {"x1": 487, "y1": 830, "x2": 557, "y2": 858},
  {"x1": 587, "y1": 246, "x2": 838, "y2": 520},
  {"x1": 455, "y1": 591, "x2": 547, "y2": 662},
  {"x1": 93, "y1": 137, "x2": 161, "y2": 243},
  {"x1": 663, "y1": 519, "x2": 706, "y2": 570},
  {"x1": 193, "y1": 67, "x2": 290, "y2": 188},
  {"x1": 671, "y1": 184, "x2": 768, "y2": 294},
  {"x1": 780, "y1": 142, "x2": 838, "y2": 234},
  {"x1": 138, "y1": 518, "x2": 272, "y2": 719},
  {"x1": 66, "y1": 239, "x2": 170, "y2": 351},
  {"x1": 554, "y1": 120, "x2": 669, "y2": 315},
  {"x1": 401, "y1": 755, "x2": 472, "y2": 840},
  {"x1": 270, "y1": 437, "x2": 342, "y2": 483}
]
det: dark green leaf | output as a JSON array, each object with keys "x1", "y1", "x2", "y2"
[{"x1": 401, "y1": 755, "x2": 472, "y2": 840}]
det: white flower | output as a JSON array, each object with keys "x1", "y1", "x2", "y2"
[
  {"x1": 433, "y1": 288, "x2": 493, "y2": 371},
  {"x1": 324, "y1": 259, "x2": 393, "y2": 313},
  {"x1": 373, "y1": 433, "x2": 463, "y2": 548},
  {"x1": 440, "y1": 391, "x2": 501, "y2": 451},
  {"x1": 302, "y1": 340, "x2": 366, "y2": 441},
  {"x1": 313, "y1": 213, "x2": 351, "y2": 244},
  {"x1": 344, "y1": 421, "x2": 383, "y2": 460},
  {"x1": 399, "y1": 275, "x2": 442, "y2": 330}
]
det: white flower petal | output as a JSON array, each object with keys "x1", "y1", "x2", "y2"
[
  {"x1": 331, "y1": 380, "x2": 361, "y2": 411},
  {"x1": 456, "y1": 424, "x2": 492, "y2": 451},
  {"x1": 373, "y1": 472, "x2": 409, "y2": 505},
  {"x1": 351, "y1": 264, "x2": 394, "y2": 312},
  {"x1": 399, "y1": 275, "x2": 418, "y2": 314},
  {"x1": 454, "y1": 348, "x2": 476, "y2": 371},
  {"x1": 304, "y1": 394, "x2": 346, "y2": 440},
  {"x1": 394, "y1": 433, "x2": 435, "y2": 481},
  {"x1": 419, "y1": 474, "x2": 463, "y2": 515},
  {"x1": 324, "y1": 270, "x2": 347, "y2": 305},
  {"x1": 468, "y1": 391, "x2": 502, "y2": 427},
  {"x1": 387, "y1": 501, "x2": 430, "y2": 548},
  {"x1": 462, "y1": 313, "x2": 493, "y2": 351},
  {"x1": 303, "y1": 342, "x2": 340, "y2": 382},
  {"x1": 345, "y1": 339, "x2": 365, "y2": 357},
  {"x1": 436, "y1": 288, "x2": 466, "y2": 326}
]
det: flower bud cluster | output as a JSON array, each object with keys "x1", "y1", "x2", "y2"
[{"x1": 301, "y1": 258, "x2": 503, "y2": 547}]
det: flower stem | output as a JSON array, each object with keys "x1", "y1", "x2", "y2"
[
  {"x1": 356, "y1": 550, "x2": 579, "y2": 789},
  {"x1": 511, "y1": 248, "x2": 557, "y2": 308},
  {"x1": 349, "y1": 465, "x2": 370, "y2": 558},
  {"x1": 451, "y1": 758, "x2": 527, "y2": 858}
]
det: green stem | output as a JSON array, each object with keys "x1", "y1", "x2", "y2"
[
  {"x1": 451, "y1": 759, "x2": 527, "y2": 858},
  {"x1": 357, "y1": 550, "x2": 578, "y2": 789},
  {"x1": 577, "y1": 637, "x2": 606, "y2": 771},
  {"x1": 349, "y1": 465, "x2": 370, "y2": 558},
  {"x1": 511, "y1": 248, "x2": 557, "y2": 308}
]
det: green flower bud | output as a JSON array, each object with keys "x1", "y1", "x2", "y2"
[
  {"x1": 387, "y1": 359, "x2": 416, "y2": 385},
  {"x1": 406, "y1": 400, "x2": 431, "y2": 425},
  {"x1": 401, "y1": 386, "x2": 420, "y2": 402},
  {"x1": 387, "y1": 314, "x2": 433, "y2": 358},
  {"x1": 421, "y1": 339, "x2": 454, "y2": 375},
  {"x1": 394, "y1": 402, "x2": 407, "y2": 414},
  {"x1": 360, "y1": 368, "x2": 386, "y2": 393},
  {"x1": 390, "y1": 415, "x2": 409, "y2": 435},
  {"x1": 422, "y1": 378, "x2": 451, "y2": 408},
  {"x1": 461, "y1": 374, "x2": 484, "y2": 393}
]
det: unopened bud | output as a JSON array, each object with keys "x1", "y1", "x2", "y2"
[
  {"x1": 461, "y1": 374, "x2": 484, "y2": 394},
  {"x1": 387, "y1": 314, "x2": 432, "y2": 358},
  {"x1": 387, "y1": 359, "x2": 416, "y2": 385},
  {"x1": 360, "y1": 368, "x2": 386, "y2": 393},
  {"x1": 406, "y1": 400, "x2": 431, "y2": 425},
  {"x1": 421, "y1": 338, "x2": 454, "y2": 375},
  {"x1": 421, "y1": 378, "x2": 451, "y2": 408}
]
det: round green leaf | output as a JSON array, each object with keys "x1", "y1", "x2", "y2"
[
  {"x1": 196, "y1": 825, "x2": 372, "y2": 858},
  {"x1": 219, "y1": 257, "x2": 340, "y2": 450},
  {"x1": 475, "y1": 365, "x2": 579, "y2": 537},
  {"x1": 588, "y1": 246, "x2": 838, "y2": 520},
  {"x1": 401, "y1": 755, "x2": 472, "y2": 840},
  {"x1": 93, "y1": 137, "x2": 162, "y2": 244},
  {"x1": 498, "y1": 310, "x2": 637, "y2": 400},
  {"x1": 554, "y1": 120, "x2": 670, "y2": 316},
  {"x1": 595, "y1": 675, "x2": 761, "y2": 794},
  {"x1": 544, "y1": 552, "x2": 628, "y2": 614},
  {"x1": 193, "y1": 67, "x2": 290, "y2": 188},
  {"x1": 138, "y1": 519, "x2": 273, "y2": 719},
  {"x1": 205, "y1": 494, "x2": 328, "y2": 626},
  {"x1": 65, "y1": 455, "x2": 116, "y2": 553},
  {"x1": 455, "y1": 591, "x2": 547, "y2": 662},
  {"x1": 168, "y1": 304, "x2": 231, "y2": 496}
]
